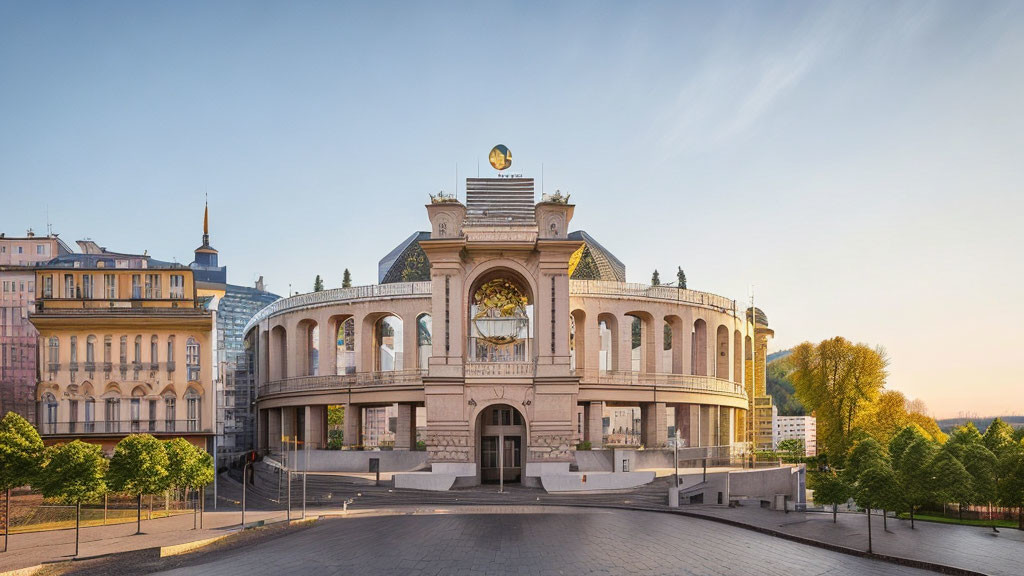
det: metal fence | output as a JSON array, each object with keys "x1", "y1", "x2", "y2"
[{"x1": 1, "y1": 489, "x2": 195, "y2": 536}]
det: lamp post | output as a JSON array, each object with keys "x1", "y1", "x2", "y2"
[
  {"x1": 242, "y1": 460, "x2": 252, "y2": 528},
  {"x1": 499, "y1": 436, "x2": 504, "y2": 493},
  {"x1": 674, "y1": 430, "x2": 681, "y2": 488}
]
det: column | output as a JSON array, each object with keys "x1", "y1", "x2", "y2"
[
  {"x1": 699, "y1": 405, "x2": 716, "y2": 448},
  {"x1": 640, "y1": 402, "x2": 667, "y2": 448},
  {"x1": 343, "y1": 403, "x2": 362, "y2": 448},
  {"x1": 583, "y1": 401, "x2": 604, "y2": 449},
  {"x1": 395, "y1": 403, "x2": 416, "y2": 451},
  {"x1": 305, "y1": 405, "x2": 327, "y2": 449}
]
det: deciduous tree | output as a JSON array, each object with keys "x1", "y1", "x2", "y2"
[
  {"x1": 107, "y1": 434, "x2": 170, "y2": 535},
  {"x1": 809, "y1": 470, "x2": 849, "y2": 523},
  {"x1": 0, "y1": 412, "x2": 44, "y2": 552},
  {"x1": 36, "y1": 441, "x2": 107, "y2": 557}
]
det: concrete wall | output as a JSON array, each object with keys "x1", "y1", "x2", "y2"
[
  {"x1": 728, "y1": 465, "x2": 805, "y2": 504},
  {"x1": 280, "y1": 449, "x2": 429, "y2": 473}
]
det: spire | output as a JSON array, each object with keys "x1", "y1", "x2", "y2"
[{"x1": 202, "y1": 198, "x2": 210, "y2": 246}]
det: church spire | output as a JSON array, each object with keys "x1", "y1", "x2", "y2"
[{"x1": 202, "y1": 198, "x2": 210, "y2": 246}]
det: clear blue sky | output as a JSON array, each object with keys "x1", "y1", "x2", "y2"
[{"x1": 2, "y1": 1, "x2": 1022, "y2": 418}]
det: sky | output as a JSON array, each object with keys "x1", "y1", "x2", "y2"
[{"x1": 2, "y1": 1, "x2": 1022, "y2": 419}]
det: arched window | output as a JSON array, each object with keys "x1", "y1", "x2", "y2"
[
  {"x1": 150, "y1": 335, "x2": 159, "y2": 368},
  {"x1": 374, "y1": 316, "x2": 403, "y2": 371},
  {"x1": 185, "y1": 388, "x2": 201, "y2": 432},
  {"x1": 569, "y1": 314, "x2": 576, "y2": 371},
  {"x1": 186, "y1": 337, "x2": 200, "y2": 381},
  {"x1": 417, "y1": 314, "x2": 432, "y2": 370},
  {"x1": 597, "y1": 314, "x2": 617, "y2": 372},
  {"x1": 692, "y1": 319, "x2": 708, "y2": 376},
  {"x1": 103, "y1": 336, "x2": 112, "y2": 365},
  {"x1": 716, "y1": 325, "x2": 730, "y2": 379},
  {"x1": 105, "y1": 396, "x2": 121, "y2": 433},
  {"x1": 84, "y1": 397, "x2": 95, "y2": 432},
  {"x1": 310, "y1": 324, "x2": 320, "y2": 376},
  {"x1": 119, "y1": 336, "x2": 128, "y2": 364},
  {"x1": 628, "y1": 315, "x2": 642, "y2": 372},
  {"x1": 336, "y1": 318, "x2": 355, "y2": 375},
  {"x1": 167, "y1": 335, "x2": 175, "y2": 370},
  {"x1": 86, "y1": 335, "x2": 96, "y2": 365},
  {"x1": 134, "y1": 335, "x2": 142, "y2": 364},
  {"x1": 43, "y1": 392, "x2": 58, "y2": 434},
  {"x1": 70, "y1": 336, "x2": 78, "y2": 366}
]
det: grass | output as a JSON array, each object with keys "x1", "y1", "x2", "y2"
[{"x1": 896, "y1": 512, "x2": 1019, "y2": 529}]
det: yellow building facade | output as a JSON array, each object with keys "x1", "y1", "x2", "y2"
[{"x1": 31, "y1": 262, "x2": 214, "y2": 452}]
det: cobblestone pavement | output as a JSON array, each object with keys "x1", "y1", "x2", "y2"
[{"x1": 154, "y1": 507, "x2": 938, "y2": 576}]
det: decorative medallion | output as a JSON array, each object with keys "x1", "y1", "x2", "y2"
[{"x1": 488, "y1": 144, "x2": 512, "y2": 171}]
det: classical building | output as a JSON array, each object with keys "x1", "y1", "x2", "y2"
[
  {"x1": 29, "y1": 251, "x2": 215, "y2": 452},
  {"x1": 0, "y1": 231, "x2": 73, "y2": 424},
  {"x1": 246, "y1": 165, "x2": 768, "y2": 488}
]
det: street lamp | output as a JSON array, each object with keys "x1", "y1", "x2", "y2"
[{"x1": 674, "y1": 430, "x2": 681, "y2": 488}]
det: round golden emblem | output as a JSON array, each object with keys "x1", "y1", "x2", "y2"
[{"x1": 488, "y1": 144, "x2": 512, "y2": 170}]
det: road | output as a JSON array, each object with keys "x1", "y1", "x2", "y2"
[{"x1": 153, "y1": 507, "x2": 937, "y2": 576}]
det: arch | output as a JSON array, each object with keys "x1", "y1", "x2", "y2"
[
  {"x1": 472, "y1": 401, "x2": 529, "y2": 485},
  {"x1": 372, "y1": 314, "x2": 404, "y2": 371},
  {"x1": 463, "y1": 261, "x2": 538, "y2": 309},
  {"x1": 467, "y1": 270, "x2": 534, "y2": 363},
  {"x1": 80, "y1": 381, "x2": 95, "y2": 397},
  {"x1": 570, "y1": 309, "x2": 586, "y2": 372},
  {"x1": 597, "y1": 313, "x2": 618, "y2": 372},
  {"x1": 733, "y1": 329, "x2": 743, "y2": 384},
  {"x1": 416, "y1": 313, "x2": 432, "y2": 370},
  {"x1": 664, "y1": 315, "x2": 685, "y2": 374},
  {"x1": 130, "y1": 385, "x2": 147, "y2": 397},
  {"x1": 270, "y1": 325, "x2": 287, "y2": 380},
  {"x1": 626, "y1": 311, "x2": 656, "y2": 374},
  {"x1": 102, "y1": 382, "x2": 122, "y2": 397},
  {"x1": 692, "y1": 319, "x2": 708, "y2": 376},
  {"x1": 716, "y1": 324, "x2": 730, "y2": 380},
  {"x1": 332, "y1": 316, "x2": 356, "y2": 375},
  {"x1": 66, "y1": 383, "x2": 80, "y2": 396},
  {"x1": 296, "y1": 319, "x2": 320, "y2": 377}
]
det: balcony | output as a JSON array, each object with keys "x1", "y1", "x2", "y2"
[
  {"x1": 258, "y1": 369, "x2": 425, "y2": 397},
  {"x1": 574, "y1": 369, "x2": 747, "y2": 397},
  {"x1": 464, "y1": 362, "x2": 535, "y2": 377},
  {"x1": 47, "y1": 363, "x2": 61, "y2": 373},
  {"x1": 38, "y1": 420, "x2": 212, "y2": 436},
  {"x1": 84, "y1": 361, "x2": 96, "y2": 373},
  {"x1": 166, "y1": 361, "x2": 176, "y2": 372}
]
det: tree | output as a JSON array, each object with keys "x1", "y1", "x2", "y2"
[
  {"x1": 651, "y1": 269, "x2": 660, "y2": 286},
  {"x1": 890, "y1": 431, "x2": 937, "y2": 529},
  {"x1": 931, "y1": 447, "x2": 974, "y2": 520},
  {"x1": 790, "y1": 338, "x2": 888, "y2": 463},
  {"x1": 327, "y1": 405, "x2": 345, "y2": 449},
  {"x1": 809, "y1": 470, "x2": 850, "y2": 523},
  {"x1": 341, "y1": 269, "x2": 352, "y2": 288},
  {"x1": 107, "y1": 434, "x2": 169, "y2": 535},
  {"x1": 0, "y1": 412, "x2": 44, "y2": 552},
  {"x1": 946, "y1": 422, "x2": 984, "y2": 460},
  {"x1": 863, "y1": 390, "x2": 910, "y2": 448},
  {"x1": 36, "y1": 441, "x2": 107, "y2": 557},
  {"x1": 852, "y1": 462, "x2": 897, "y2": 553},
  {"x1": 313, "y1": 275, "x2": 324, "y2": 292},
  {"x1": 676, "y1": 267, "x2": 686, "y2": 290},
  {"x1": 982, "y1": 418, "x2": 1015, "y2": 456},
  {"x1": 961, "y1": 442, "x2": 999, "y2": 532},
  {"x1": 999, "y1": 440, "x2": 1024, "y2": 530},
  {"x1": 843, "y1": 437, "x2": 887, "y2": 485},
  {"x1": 777, "y1": 438, "x2": 804, "y2": 458}
]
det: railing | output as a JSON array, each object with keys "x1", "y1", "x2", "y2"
[
  {"x1": 166, "y1": 361, "x2": 176, "y2": 372},
  {"x1": 464, "y1": 362, "x2": 535, "y2": 377},
  {"x1": 575, "y1": 369, "x2": 747, "y2": 396},
  {"x1": 38, "y1": 420, "x2": 211, "y2": 436},
  {"x1": 569, "y1": 280, "x2": 738, "y2": 315},
  {"x1": 258, "y1": 369, "x2": 427, "y2": 397},
  {"x1": 244, "y1": 281, "x2": 432, "y2": 334}
]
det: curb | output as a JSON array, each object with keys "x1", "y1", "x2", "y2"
[
  {"x1": 160, "y1": 534, "x2": 230, "y2": 557},
  {"x1": 0, "y1": 565, "x2": 43, "y2": 576}
]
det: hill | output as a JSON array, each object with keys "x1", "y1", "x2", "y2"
[
  {"x1": 936, "y1": 416, "x2": 1024, "y2": 433},
  {"x1": 766, "y1": 350, "x2": 805, "y2": 416}
]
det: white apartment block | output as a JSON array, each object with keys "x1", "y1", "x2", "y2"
[{"x1": 774, "y1": 415, "x2": 816, "y2": 456}]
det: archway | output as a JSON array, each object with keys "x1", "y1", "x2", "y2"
[{"x1": 476, "y1": 403, "x2": 527, "y2": 484}]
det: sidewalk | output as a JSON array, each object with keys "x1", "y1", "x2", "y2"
[
  {"x1": 680, "y1": 505, "x2": 1023, "y2": 576},
  {"x1": 0, "y1": 508, "x2": 284, "y2": 574}
]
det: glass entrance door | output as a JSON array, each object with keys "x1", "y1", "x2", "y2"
[{"x1": 481, "y1": 434, "x2": 522, "y2": 483}]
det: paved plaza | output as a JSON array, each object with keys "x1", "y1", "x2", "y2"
[{"x1": 152, "y1": 508, "x2": 937, "y2": 576}]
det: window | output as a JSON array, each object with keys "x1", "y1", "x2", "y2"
[
  {"x1": 70, "y1": 336, "x2": 78, "y2": 364},
  {"x1": 16, "y1": 246, "x2": 22, "y2": 254},
  {"x1": 47, "y1": 337, "x2": 59, "y2": 368},
  {"x1": 131, "y1": 274, "x2": 141, "y2": 299},
  {"x1": 36, "y1": 244, "x2": 46, "y2": 255},
  {"x1": 167, "y1": 336, "x2": 176, "y2": 368},
  {"x1": 169, "y1": 275, "x2": 185, "y2": 299},
  {"x1": 164, "y1": 397, "x2": 176, "y2": 431},
  {"x1": 103, "y1": 336, "x2": 112, "y2": 365},
  {"x1": 105, "y1": 398, "x2": 120, "y2": 433},
  {"x1": 82, "y1": 274, "x2": 93, "y2": 299},
  {"x1": 150, "y1": 336, "x2": 158, "y2": 366},
  {"x1": 43, "y1": 393, "x2": 58, "y2": 434},
  {"x1": 64, "y1": 274, "x2": 75, "y2": 298},
  {"x1": 145, "y1": 274, "x2": 161, "y2": 299},
  {"x1": 86, "y1": 335, "x2": 96, "y2": 364},
  {"x1": 104, "y1": 274, "x2": 116, "y2": 298},
  {"x1": 148, "y1": 399, "x2": 157, "y2": 432},
  {"x1": 84, "y1": 398, "x2": 95, "y2": 432},
  {"x1": 69, "y1": 400, "x2": 79, "y2": 433},
  {"x1": 130, "y1": 398, "x2": 141, "y2": 433},
  {"x1": 186, "y1": 338, "x2": 200, "y2": 380},
  {"x1": 134, "y1": 336, "x2": 142, "y2": 365},
  {"x1": 43, "y1": 275, "x2": 53, "y2": 298},
  {"x1": 119, "y1": 336, "x2": 128, "y2": 364},
  {"x1": 185, "y1": 389, "x2": 200, "y2": 432}
]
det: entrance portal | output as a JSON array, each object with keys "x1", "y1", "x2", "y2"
[{"x1": 478, "y1": 404, "x2": 526, "y2": 484}]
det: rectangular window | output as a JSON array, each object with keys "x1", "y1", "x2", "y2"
[
  {"x1": 43, "y1": 275, "x2": 52, "y2": 298},
  {"x1": 169, "y1": 275, "x2": 185, "y2": 299},
  {"x1": 130, "y1": 398, "x2": 141, "y2": 433},
  {"x1": 104, "y1": 274, "x2": 116, "y2": 298},
  {"x1": 144, "y1": 274, "x2": 153, "y2": 299},
  {"x1": 64, "y1": 274, "x2": 75, "y2": 298},
  {"x1": 148, "y1": 399, "x2": 157, "y2": 432},
  {"x1": 165, "y1": 398, "x2": 176, "y2": 431},
  {"x1": 131, "y1": 275, "x2": 141, "y2": 299},
  {"x1": 85, "y1": 401, "x2": 94, "y2": 432},
  {"x1": 105, "y1": 399, "x2": 120, "y2": 433},
  {"x1": 36, "y1": 244, "x2": 46, "y2": 255},
  {"x1": 82, "y1": 275, "x2": 93, "y2": 299},
  {"x1": 70, "y1": 336, "x2": 78, "y2": 364}
]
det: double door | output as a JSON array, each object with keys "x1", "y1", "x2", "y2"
[{"x1": 481, "y1": 435, "x2": 521, "y2": 483}]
